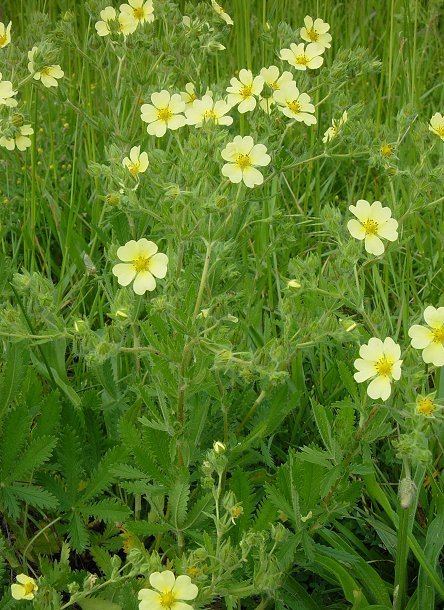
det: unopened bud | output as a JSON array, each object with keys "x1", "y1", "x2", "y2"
[
  {"x1": 398, "y1": 476, "x2": 416, "y2": 509},
  {"x1": 213, "y1": 441, "x2": 226, "y2": 454}
]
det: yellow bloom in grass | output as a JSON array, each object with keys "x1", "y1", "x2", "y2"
[
  {"x1": 0, "y1": 73, "x2": 17, "y2": 107},
  {"x1": 11, "y1": 574, "x2": 38, "y2": 601},
  {"x1": 120, "y1": 0, "x2": 154, "y2": 25},
  {"x1": 347, "y1": 199, "x2": 398, "y2": 256},
  {"x1": 27, "y1": 47, "x2": 64, "y2": 88},
  {"x1": 180, "y1": 82, "x2": 197, "y2": 107},
  {"x1": 300, "y1": 16, "x2": 332, "y2": 49},
  {"x1": 211, "y1": 0, "x2": 233, "y2": 25},
  {"x1": 122, "y1": 145, "x2": 149, "y2": 176},
  {"x1": 258, "y1": 65, "x2": 294, "y2": 113},
  {"x1": 112, "y1": 238, "x2": 168, "y2": 295},
  {"x1": 141, "y1": 90, "x2": 187, "y2": 137},
  {"x1": 221, "y1": 135, "x2": 271, "y2": 188},
  {"x1": 138, "y1": 571, "x2": 198, "y2": 610},
  {"x1": 416, "y1": 395, "x2": 436, "y2": 417},
  {"x1": 322, "y1": 110, "x2": 348, "y2": 143},
  {"x1": 0, "y1": 125, "x2": 33, "y2": 151},
  {"x1": 226, "y1": 69, "x2": 264, "y2": 113},
  {"x1": 408, "y1": 306, "x2": 444, "y2": 366},
  {"x1": 95, "y1": 6, "x2": 137, "y2": 36},
  {"x1": 280, "y1": 42, "x2": 325, "y2": 71},
  {"x1": 273, "y1": 82, "x2": 316, "y2": 125},
  {"x1": 354, "y1": 337, "x2": 402, "y2": 401},
  {"x1": 429, "y1": 112, "x2": 444, "y2": 141},
  {"x1": 186, "y1": 94, "x2": 233, "y2": 127},
  {"x1": 0, "y1": 21, "x2": 12, "y2": 48}
]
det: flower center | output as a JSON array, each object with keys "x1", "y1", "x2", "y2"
[
  {"x1": 129, "y1": 162, "x2": 140, "y2": 176},
  {"x1": 287, "y1": 100, "x2": 301, "y2": 114},
  {"x1": 375, "y1": 356, "x2": 394, "y2": 377},
  {"x1": 133, "y1": 7, "x2": 145, "y2": 20},
  {"x1": 41, "y1": 67, "x2": 51, "y2": 76},
  {"x1": 0, "y1": 34, "x2": 7, "y2": 46},
  {"x1": 157, "y1": 107, "x2": 173, "y2": 122},
  {"x1": 204, "y1": 109, "x2": 217, "y2": 121},
  {"x1": 240, "y1": 84, "x2": 253, "y2": 98},
  {"x1": 270, "y1": 80, "x2": 279, "y2": 90},
  {"x1": 362, "y1": 218, "x2": 379, "y2": 235},
  {"x1": 436, "y1": 125, "x2": 444, "y2": 137},
  {"x1": 23, "y1": 582, "x2": 35, "y2": 595},
  {"x1": 432, "y1": 325, "x2": 444, "y2": 344},
  {"x1": 380, "y1": 143, "x2": 393, "y2": 157},
  {"x1": 296, "y1": 54, "x2": 309, "y2": 66},
  {"x1": 159, "y1": 591, "x2": 175, "y2": 608},
  {"x1": 417, "y1": 397, "x2": 435, "y2": 416},
  {"x1": 133, "y1": 256, "x2": 150, "y2": 272},
  {"x1": 307, "y1": 28, "x2": 319, "y2": 41},
  {"x1": 236, "y1": 154, "x2": 252, "y2": 170}
]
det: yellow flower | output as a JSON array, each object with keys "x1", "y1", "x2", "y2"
[
  {"x1": 322, "y1": 110, "x2": 348, "y2": 143},
  {"x1": 221, "y1": 135, "x2": 271, "y2": 188},
  {"x1": 120, "y1": 0, "x2": 154, "y2": 25},
  {"x1": 141, "y1": 90, "x2": 187, "y2": 137},
  {"x1": 11, "y1": 574, "x2": 38, "y2": 601},
  {"x1": 416, "y1": 395, "x2": 436, "y2": 417},
  {"x1": 0, "y1": 21, "x2": 12, "y2": 48},
  {"x1": 273, "y1": 82, "x2": 316, "y2": 125},
  {"x1": 429, "y1": 112, "x2": 444, "y2": 141},
  {"x1": 180, "y1": 82, "x2": 197, "y2": 107},
  {"x1": 0, "y1": 72, "x2": 17, "y2": 107},
  {"x1": 112, "y1": 238, "x2": 168, "y2": 295},
  {"x1": 380, "y1": 143, "x2": 393, "y2": 157},
  {"x1": 27, "y1": 47, "x2": 64, "y2": 88},
  {"x1": 122, "y1": 145, "x2": 149, "y2": 176},
  {"x1": 408, "y1": 306, "x2": 444, "y2": 366},
  {"x1": 226, "y1": 69, "x2": 264, "y2": 113},
  {"x1": 300, "y1": 16, "x2": 332, "y2": 49},
  {"x1": 211, "y1": 0, "x2": 233, "y2": 25},
  {"x1": 95, "y1": 6, "x2": 137, "y2": 36},
  {"x1": 138, "y1": 571, "x2": 198, "y2": 610},
  {"x1": 258, "y1": 65, "x2": 294, "y2": 113},
  {"x1": 213, "y1": 441, "x2": 226, "y2": 454},
  {"x1": 280, "y1": 42, "x2": 325, "y2": 71},
  {"x1": 354, "y1": 337, "x2": 402, "y2": 401},
  {"x1": 0, "y1": 124, "x2": 34, "y2": 151},
  {"x1": 347, "y1": 199, "x2": 398, "y2": 255},
  {"x1": 186, "y1": 94, "x2": 233, "y2": 127}
]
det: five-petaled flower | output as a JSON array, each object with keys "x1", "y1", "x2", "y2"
[
  {"x1": 408, "y1": 306, "x2": 444, "y2": 367},
  {"x1": 300, "y1": 16, "x2": 332, "y2": 49},
  {"x1": 120, "y1": 0, "x2": 154, "y2": 25},
  {"x1": 138, "y1": 570, "x2": 198, "y2": 610},
  {"x1": 258, "y1": 65, "x2": 294, "y2": 113},
  {"x1": 347, "y1": 199, "x2": 398, "y2": 255},
  {"x1": 274, "y1": 82, "x2": 316, "y2": 125},
  {"x1": 323, "y1": 110, "x2": 348, "y2": 143},
  {"x1": 226, "y1": 69, "x2": 264, "y2": 113},
  {"x1": 180, "y1": 82, "x2": 198, "y2": 107},
  {"x1": 211, "y1": 0, "x2": 233, "y2": 25},
  {"x1": 0, "y1": 72, "x2": 17, "y2": 107},
  {"x1": 95, "y1": 6, "x2": 137, "y2": 36},
  {"x1": 0, "y1": 124, "x2": 34, "y2": 151},
  {"x1": 354, "y1": 337, "x2": 402, "y2": 401},
  {"x1": 221, "y1": 135, "x2": 271, "y2": 188},
  {"x1": 112, "y1": 239, "x2": 168, "y2": 295},
  {"x1": 141, "y1": 90, "x2": 187, "y2": 137},
  {"x1": 0, "y1": 21, "x2": 11, "y2": 48},
  {"x1": 11, "y1": 574, "x2": 38, "y2": 601},
  {"x1": 27, "y1": 47, "x2": 64, "y2": 88},
  {"x1": 429, "y1": 112, "x2": 444, "y2": 141},
  {"x1": 122, "y1": 146, "x2": 149, "y2": 176},
  {"x1": 280, "y1": 42, "x2": 325, "y2": 71},
  {"x1": 186, "y1": 94, "x2": 233, "y2": 127}
]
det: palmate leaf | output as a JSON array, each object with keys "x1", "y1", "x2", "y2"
[
  {"x1": 169, "y1": 475, "x2": 190, "y2": 529},
  {"x1": 9, "y1": 484, "x2": 58, "y2": 511},
  {"x1": 81, "y1": 446, "x2": 128, "y2": 503},
  {"x1": 9, "y1": 435, "x2": 57, "y2": 484},
  {"x1": 119, "y1": 417, "x2": 168, "y2": 484},
  {"x1": 80, "y1": 499, "x2": 131, "y2": 523},
  {"x1": 68, "y1": 512, "x2": 89, "y2": 552}
]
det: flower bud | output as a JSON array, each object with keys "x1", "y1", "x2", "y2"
[
  {"x1": 398, "y1": 476, "x2": 416, "y2": 509},
  {"x1": 11, "y1": 113, "x2": 25, "y2": 127},
  {"x1": 213, "y1": 441, "x2": 226, "y2": 454}
]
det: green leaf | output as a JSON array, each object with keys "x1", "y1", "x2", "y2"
[
  {"x1": 82, "y1": 499, "x2": 131, "y2": 523},
  {"x1": 78, "y1": 598, "x2": 121, "y2": 610},
  {"x1": 10, "y1": 484, "x2": 58, "y2": 510},
  {"x1": 0, "y1": 343, "x2": 27, "y2": 421},
  {"x1": 169, "y1": 475, "x2": 190, "y2": 529}
]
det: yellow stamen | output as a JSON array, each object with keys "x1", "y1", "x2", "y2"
[
  {"x1": 432, "y1": 326, "x2": 444, "y2": 344},
  {"x1": 240, "y1": 84, "x2": 253, "y2": 98},
  {"x1": 23, "y1": 582, "x2": 35, "y2": 595},
  {"x1": 159, "y1": 590, "x2": 176, "y2": 608},
  {"x1": 287, "y1": 100, "x2": 301, "y2": 114},
  {"x1": 380, "y1": 143, "x2": 393, "y2": 157},
  {"x1": 296, "y1": 54, "x2": 309, "y2": 66},
  {"x1": 157, "y1": 107, "x2": 173, "y2": 122},
  {"x1": 307, "y1": 28, "x2": 319, "y2": 41},
  {"x1": 416, "y1": 397, "x2": 435, "y2": 416},
  {"x1": 236, "y1": 154, "x2": 251, "y2": 170},
  {"x1": 270, "y1": 80, "x2": 279, "y2": 90},
  {"x1": 375, "y1": 356, "x2": 394, "y2": 377},
  {"x1": 362, "y1": 218, "x2": 379, "y2": 235},
  {"x1": 204, "y1": 109, "x2": 217, "y2": 121},
  {"x1": 128, "y1": 163, "x2": 140, "y2": 176},
  {"x1": 133, "y1": 256, "x2": 150, "y2": 272},
  {"x1": 133, "y1": 7, "x2": 145, "y2": 20},
  {"x1": 0, "y1": 35, "x2": 7, "y2": 46},
  {"x1": 435, "y1": 126, "x2": 444, "y2": 137}
]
